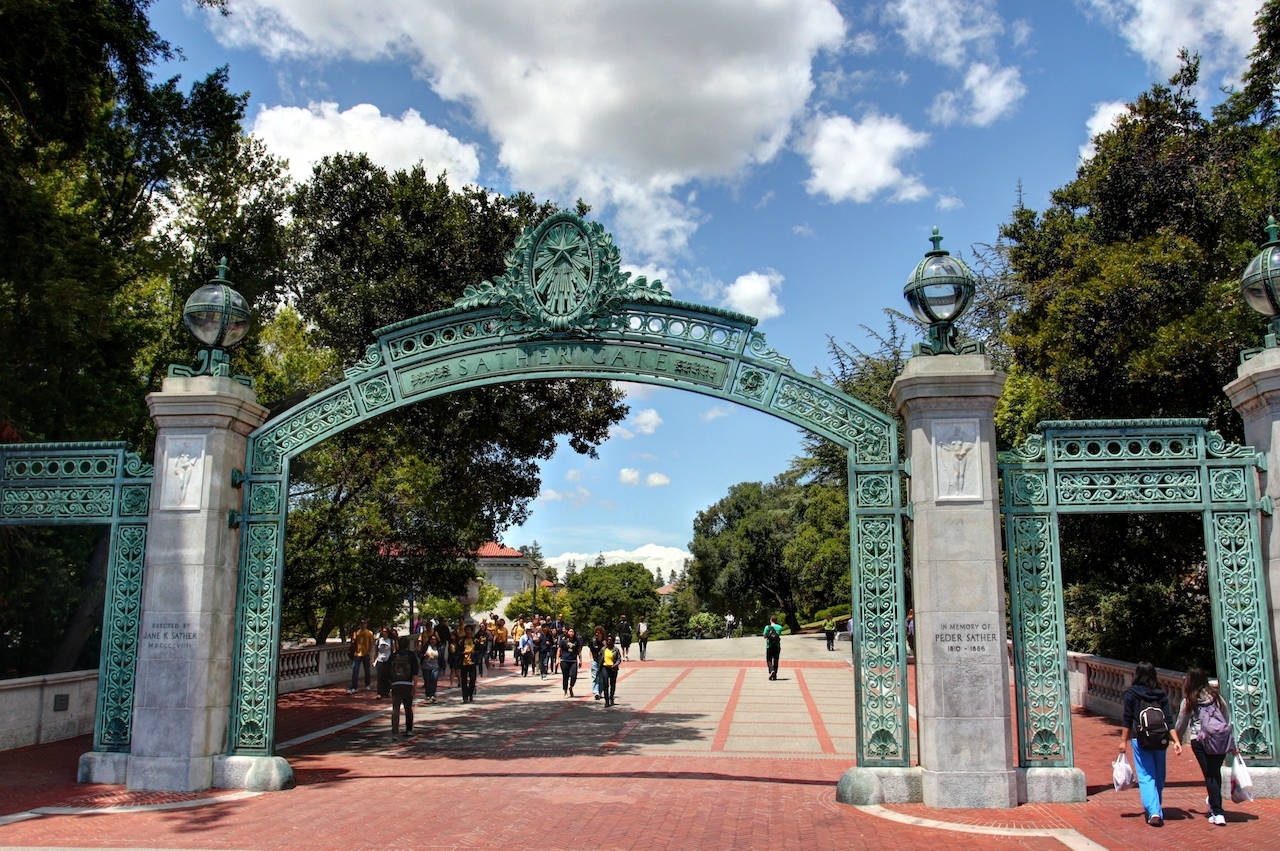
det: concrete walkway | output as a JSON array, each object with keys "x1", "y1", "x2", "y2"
[{"x1": 1, "y1": 634, "x2": 1277, "y2": 849}]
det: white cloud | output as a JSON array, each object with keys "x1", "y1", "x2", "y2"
[
  {"x1": 545, "y1": 543, "x2": 691, "y2": 581},
  {"x1": 724, "y1": 271, "x2": 785, "y2": 320},
  {"x1": 936, "y1": 194, "x2": 964, "y2": 211},
  {"x1": 885, "y1": 0, "x2": 1006, "y2": 69},
  {"x1": 630, "y1": 408, "x2": 664, "y2": 435},
  {"x1": 611, "y1": 425, "x2": 635, "y2": 440},
  {"x1": 754, "y1": 189, "x2": 776, "y2": 209},
  {"x1": 619, "y1": 468, "x2": 641, "y2": 486},
  {"x1": 1079, "y1": 100, "x2": 1130, "y2": 161},
  {"x1": 849, "y1": 31, "x2": 879, "y2": 55},
  {"x1": 701, "y1": 405, "x2": 730, "y2": 421},
  {"x1": 214, "y1": 0, "x2": 846, "y2": 261},
  {"x1": 251, "y1": 102, "x2": 480, "y2": 188},
  {"x1": 1084, "y1": 0, "x2": 1260, "y2": 83},
  {"x1": 565, "y1": 469, "x2": 583, "y2": 482},
  {"x1": 929, "y1": 63, "x2": 1025, "y2": 126},
  {"x1": 538, "y1": 485, "x2": 590, "y2": 506},
  {"x1": 804, "y1": 112, "x2": 929, "y2": 204},
  {"x1": 614, "y1": 381, "x2": 658, "y2": 400},
  {"x1": 645, "y1": 472, "x2": 672, "y2": 487},
  {"x1": 792, "y1": 222, "x2": 815, "y2": 237}
]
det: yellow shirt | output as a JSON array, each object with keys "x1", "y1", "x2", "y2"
[
  {"x1": 352, "y1": 628, "x2": 374, "y2": 657},
  {"x1": 495, "y1": 626, "x2": 508, "y2": 643},
  {"x1": 603, "y1": 648, "x2": 616, "y2": 667}
]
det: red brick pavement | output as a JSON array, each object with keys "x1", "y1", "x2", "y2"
[{"x1": 1, "y1": 661, "x2": 1278, "y2": 850}]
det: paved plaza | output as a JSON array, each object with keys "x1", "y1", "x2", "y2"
[{"x1": 1, "y1": 634, "x2": 1278, "y2": 849}]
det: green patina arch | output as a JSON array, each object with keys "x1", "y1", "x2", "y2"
[
  {"x1": 228, "y1": 211, "x2": 910, "y2": 764},
  {"x1": 0, "y1": 441, "x2": 152, "y2": 753},
  {"x1": 999, "y1": 419, "x2": 1280, "y2": 769}
]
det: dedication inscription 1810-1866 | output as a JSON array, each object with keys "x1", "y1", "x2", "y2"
[{"x1": 934, "y1": 620, "x2": 1000, "y2": 659}]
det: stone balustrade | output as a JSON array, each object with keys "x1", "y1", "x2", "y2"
[
  {"x1": 1067, "y1": 652, "x2": 1185, "y2": 720},
  {"x1": 1, "y1": 643, "x2": 354, "y2": 752}
]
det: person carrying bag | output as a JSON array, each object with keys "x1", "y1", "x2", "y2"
[
  {"x1": 1174, "y1": 666, "x2": 1236, "y2": 825},
  {"x1": 1118, "y1": 661, "x2": 1183, "y2": 827}
]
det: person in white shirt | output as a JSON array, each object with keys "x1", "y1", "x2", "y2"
[{"x1": 637, "y1": 616, "x2": 650, "y2": 661}]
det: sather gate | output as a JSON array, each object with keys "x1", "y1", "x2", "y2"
[{"x1": 227, "y1": 212, "x2": 911, "y2": 764}]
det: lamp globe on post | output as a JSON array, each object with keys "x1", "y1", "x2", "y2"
[
  {"x1": 169, "y1": 257, "x2": 254, "y2": 386},
  {"x1": 1241, "y1": 215, "x2": 1280, "y2": 350},
  {"x1": 904, "y1": 227, "x2": 977, "y2": 356}
]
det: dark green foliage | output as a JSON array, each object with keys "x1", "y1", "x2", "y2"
[{"x1": 566, "y1": 560, "x2": 658, "y2": 632}]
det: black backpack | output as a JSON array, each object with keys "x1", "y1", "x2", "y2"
[
  {"x1": 766, "y1": 626, "x2": 781, "y2": 649},
  {"x1": 1135, "y1": 696, "x2": 1170, "y2": 750},
  {"x1": 391, "y1": 650, "x2": 414, "y2": 682}
]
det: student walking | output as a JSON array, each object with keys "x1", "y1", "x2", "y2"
[
  {"x1": 763, "y1": 616, "x2": 782, "y2": 680},
  {"x1": 1119, "y1": 661, "x2": 1183, "y2": 826},
  {"x1": 560, "y1": 626, "x2": 582, "y2": 697},
  {"x1": 459, "y1": 624, "x2": 479, "y2": 703},
  {"x1": 1175, "y1": 667, "x2": 1236, "y2": 826},
  {"x1": 636, "y1": 616, "x2": 649, "y2": 661},
  {"x1": 600, "y1": 635, "x2": 621, "y2": 706},
  {"x1": 589, "y1": 625, "x2": 606, "y2": 699},
  {"x1": 823, "y1": 616, "x2": 836, "y2": 651},
  {"x1": 518, "y1": 630, "x2": 534, "y2": 677},
  {"x1": 348, "y1": 619, "x2": 374, "y2": 693},
  {"x1": 375, "y1": 626, "x2": 394, "y2": 698},
  {"x1": 388, "y1": 636, "x2": 419, "y2": 737},
  {"x1": 617, "y1": 615, "x2": 633, "y2": 662},
  {"x1": 420, "y1": 633, "x2": 441, "y2": 704}
]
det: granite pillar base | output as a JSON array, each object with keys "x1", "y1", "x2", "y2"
[
  {"x1": 1017, "y1": 766, "x2": 1087, "y2": 803},
  {"x1": 212, "y1": 755, "x2": 295, "y2": 791},
  {"x1": 835, "y1": 766, "x2": 923, "y2": 804}
]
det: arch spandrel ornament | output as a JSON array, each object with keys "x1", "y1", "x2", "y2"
[{"x1": 232, "y1": 212, "x2": 908, "y2": 765}]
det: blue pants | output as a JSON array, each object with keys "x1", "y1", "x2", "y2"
[
  {"x1": 1132, "y1": 740, "x2": 1167, "y2": 819},
  {"x1": 350, "y1": 654, "x2": 370, "y2": 690},
  {"x1": 422, "y1": 666, "x2": 439, "y2": 698},
  {"x1": 590, "y1": 659, "x2": 600, "y2": 694}
]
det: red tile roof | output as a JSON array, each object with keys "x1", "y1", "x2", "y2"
[
  {"x1": 476, "y1": 542, "x2": 524, "y2": 558},
  {"x1": 656, "y1": 583, "x2": 677, "y2": 595}
]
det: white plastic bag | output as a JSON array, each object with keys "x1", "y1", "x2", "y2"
[
  {"x1": 1231, "y1": 753, "x2": 1255, "y2": 803},
  {"x1": 1112, "y1": 753, "x2": 1135, "y2": 791}
]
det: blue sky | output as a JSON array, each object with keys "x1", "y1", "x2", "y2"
[{"x1": 152, "y1": 0, "x2": 1266, "y2": 578}]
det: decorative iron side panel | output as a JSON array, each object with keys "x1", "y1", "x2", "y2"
[
  {"x1": 94, "y1": 523, "x2": 147, "y2": 751},
  {"x1": 228, "y1": 517, "x2": 283, "y2": 753},
  {"x1": 850, "y1": 458, "x2": 909, "y2": 767},
  {"x1": 1207, "y1": 510, "x2": 1279, "y2": 763},
  {"x1": 1006, "y1": 514, "x2": 1071, "y2": 765}
]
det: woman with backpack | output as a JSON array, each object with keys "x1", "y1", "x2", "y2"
[
  {"x1": 1118, "y1": 661, "x2": 1183, "y2": 826},
  {"x1": 1175, "y1": 667, "x2": 1236, "y2": 826}
]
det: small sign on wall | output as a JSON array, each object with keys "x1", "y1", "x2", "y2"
[
  {"x1": 933, "y1": 418, "x2": 981, "y2": 501},
  {"x1": 160, "y1": 435, "x2": 206, "y2": 509}
]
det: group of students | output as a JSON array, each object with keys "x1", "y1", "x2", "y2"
[
  {"x1": 509, "y1": 613, "x2": 641, "y2": 705},
  {"x1": 1119, "y1": 661, "x2": 1246, "y2": 827},
  {"x1": 351, "y1": 613, "x2": 646, "y2": 734}
]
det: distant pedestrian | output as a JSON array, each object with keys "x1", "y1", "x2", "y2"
[
  {"x1": 518, "y1": 629, "x2": 534, "y2": 677},
  {"x1": 1175, "y1": 667, "x2": 1235, "y2": 826},
  {"x1": 906, "y1": 608, "x2": 915, "y2": 656},
  {"x1": 436, "y1": 619, "x2": 451, "y2": 678},
  {"x1": 636, "y1": 616, "x2": 649, "y2": 661},
  {"x1": 348, "y1": 619, "x2": 374, "y2": 694},
  {"x1": 1119, "y1": 661, "x2": 1183, "y2": 826},
  {"x1": 495, "y1": 618, "x2": 509, "y2": 666},
  {"x1": 540, "y1": 625, "x2": 555, "y2": 679},
  {"x1": 617, "y1": 615, "x2": 633, "y2": 662},
  {"x1": 725, "y1": 610, "x2": 736, "y2": 637},
  {"x1": 560, "y1": 626, "x2": 583, "y2": 697},
  {"x1": 448, "y1": 631, "x2": 462, "y2": 688},
  {"x1": 823, "y1": 616, "x2": 836, "y2": 651},
  {"x1": 763, "y1": 616, "x2": 782, "y2": 681},
  {"x1": 420, "y1": 633, "x2": 441, "y2": 704},
  {"x1": 459, "y1": 624, "x2": 479, "y2": 703},
  {"x1": 389, "y1": 636, "x2": 419, "y2": 737},
  {"x1": 375, "y1": 627, "x2": 393, "y2": 698},
  {"x1": 600, "y1": 635, "x2": 620, "y2": 706},
  {"x1": 589, "y1": 625, "x2": 606, "y2": 699}
]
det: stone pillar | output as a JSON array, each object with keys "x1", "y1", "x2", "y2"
[
  {"x1": 889, "y1": 354, "x2": 1017, "y2": 808},
  {"x1": 121, "y1": 375, "x2": 268, "y2": 791},
  {"x1": 1224, "y1": 347, "x2": 1280, "y2": 797}
]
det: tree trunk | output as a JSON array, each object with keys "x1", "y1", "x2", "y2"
[{"x1": 48, "y1": 526, "x2": 111, "y2": 672}]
